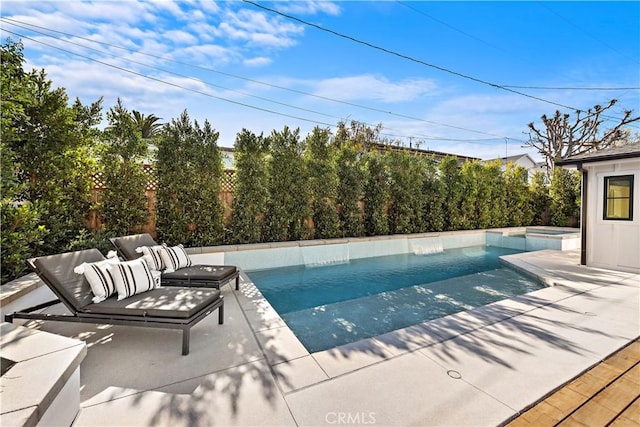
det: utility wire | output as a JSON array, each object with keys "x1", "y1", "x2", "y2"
[
  {"x1": 3, "y1": 28, "x2": 518, "y2": 147},
  {"x1": 242, "y1": 0, "x2": 581, "y2": 111},
  {"x1": 0, "y1": 25, "x2": 502, "y2": 143},
  {"x1": 0, "y1": 16, "x2": 520, "y2": 141},
  {"x1": 1, "y1": 29, "x2": 336, "y2": 128},
  {"x1": 502, "y1": 86, "x2": 640, "y2": 91},
  {"x1": 537, "y1": 1, "x2": 640, "y2": 66},
  {"x1": 397, "y1": 2, "x2": 640, "y2": 92}
]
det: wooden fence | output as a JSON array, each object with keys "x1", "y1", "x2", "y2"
[{"x1": 88, "y1": 166, "x2": 236, "y2": 234}]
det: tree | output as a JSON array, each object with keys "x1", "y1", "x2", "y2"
[
  {"x1": 460, "y1": 161, "x2": 492, "y2": 229},
  {"x1": 386, "y1": 149, "x2": 425, "y2": 234},
  {"x1": 305, "y1": 127, "x2": 341, "y2": 239},
  {"x1": 155, "y1": 110, "x2": 225, "y2": 246},
  {"x1": 264, "y1": 126, "x2": 310, "y2": 242},
  {"x1": 421, "y1": 156, "x2": 444, "y2": 232},
  {"x1": 363, "y1": 151, "x2": 389, "y2": 236},
  {"x1": 100, "y1": 99, "x2": 149, "y2": 236},
  {"x1": 335, "y1": 141, "x2": 365, "y2": 237},
  {"x1": 132, "y1": 110, "x2": 163, "y2": 139},
  {"x1": 529, "y1": 172, "x2": 551, "y2": 225},
  {"x1": 2, "y1": 39, "x2": 101, "y2": 255},
  {"x1": 439, "y1": 156, "x2": 464, "y2": 231},
  {"x1": 526, "y1": 99, "x2": 639, "y2": 176},
  {"x1": 229, "y1": 129, "x2": 269, "y2": 244},
  {"x1": 504, "y1": 163, "x2": 533, "y2": 226},
  {"x1": 549, "y1": 168, "x2": 581, "y2": 227}
]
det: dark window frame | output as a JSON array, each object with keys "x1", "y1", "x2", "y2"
[{"x1": 603, "y1": 175, "x2": 634, "y2": 221}]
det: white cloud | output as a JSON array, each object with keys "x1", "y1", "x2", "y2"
[
  {"x1": 277, "y1": 1, "x2": 341, "y2": 16},
  {"x1": 162, "y1": 30, "x2": 198, "y2": 45},
  {"x1": 218, "y1": 8, "x2": 303, "y2": 47},
  {"x1": 243, "y1": 56, "x2": 272, "y2": 67},
  {"x1": 312, "y1": 75, "x2": 438, "y2": 103}
]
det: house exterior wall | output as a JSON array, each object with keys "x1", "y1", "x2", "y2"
[{"x1": 583, "y1": 157, "x2": 640, "y2": 273}]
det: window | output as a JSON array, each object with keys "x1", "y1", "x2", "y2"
[{"x1": 604, "y1": 175, "x2": 634, "y2": 220}]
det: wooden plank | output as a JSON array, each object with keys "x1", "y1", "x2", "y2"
[
  {"x1": 622, "y1": 363, "x2": 640, "y2": 387},
  {"x1": 604, "y1": 343, "x2": 640, "y2": 372},
  {"x1": 566, "y1": 365, "x2": 620, "y2": 398},
  {"x1": 515, "y1": 401, "x2": 566, "y2": 426},
  {"x1": 559, "y1": 400, "x2": 617, "y2": 427},
  {"x1": 609, "y1": 396, "x2": 640, "y2": 427},
  {"x1": 544, "y1": 387, "x2": 591, "y2": 417},
  {"x1": 591, "y1": 377, "x2": 639, "y2": 413}
]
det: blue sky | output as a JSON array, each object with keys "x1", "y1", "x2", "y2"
[{"x1": 1, "y1": 1, "x2": 638, "y2": 160}]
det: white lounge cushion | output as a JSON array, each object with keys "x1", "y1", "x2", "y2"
[{"x1": 111, "y1": 258, "x2": 159, "y2": 300}]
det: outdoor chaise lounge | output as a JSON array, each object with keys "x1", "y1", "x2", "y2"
[
  {"x1": 110, "y1": 234, "x2": 240, "y2": 290},
  {"x1": 4, "y1": 249, "x2": 224, "y2": 355}
]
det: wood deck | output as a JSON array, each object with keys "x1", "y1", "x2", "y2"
[{"x1": 506, "y1": 339, "x2": 639, "y2": 427}]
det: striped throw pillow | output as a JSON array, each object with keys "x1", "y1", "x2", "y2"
[
  {"x1": 136, "y1": 245, "x2": 165, "y2": 271},
  {"x1": 159, "y1": 244, "x2": 192, "y2": 273},
  {"x1": 111, "y1": 259, "x2": 158, "y2": 301},
  {"x1": 74, "y1": 257, "x2": 120, "y2": 303}
]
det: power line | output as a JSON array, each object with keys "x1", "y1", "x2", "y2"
[
  {"x1": 1, "y1": 29, "x2": 337, "y2": 128},
  {"x1": 4, "y1": 28, "x2": 523, "y2": 147},
  {"x1": 537, "y1": 2, "x2": 640, "y2": 66},
  {"x1": 242, "y1": 0, "x2": 582, "y2": 111},
  {"x1": 398, "y1": 2, "x2": 639, "y2": 92},
  {"x1": 503, "y1": 86, "x2": 640, "y2": 91},
  {"x1": 0, "y1": 16, "x2": 514, "y2": 139}
]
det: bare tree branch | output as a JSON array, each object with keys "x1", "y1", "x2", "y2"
[{"x1": 525, "y1": 99, "x2": 639, "y2": 178}]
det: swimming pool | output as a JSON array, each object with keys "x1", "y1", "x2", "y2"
[{"x1": 247, "y1": 246, "x2": 545, "y2": 352}]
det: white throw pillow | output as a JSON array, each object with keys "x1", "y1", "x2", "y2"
[
  {"x1": 135, "y1": 245, "x2": 165, "y2": 271},
  {"x1": 74, "y1": 257, "x2": 120, "y2": 303},
  {"x1": 159, "y1": 244, "x2": 192, "y2": 273},
  {"x1": 111, "y1": 259, "x2": 158, "y2": 300}
]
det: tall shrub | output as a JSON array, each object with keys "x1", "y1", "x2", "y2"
[
  {"x1": 3, "y1": 40, "x2": 100, "y2": 255},
  {"x1": 100, "y1": 99, "x2": 149, "y2": 236},
  {"x1": 0, "y1": 41, "x2": 45, "y2": 282},
  {"x1": 264, "y1": 126, "x2": 310, "y2": 242},
  {"x1": 504, "y1": 163, "x2": 533, "y2": 226},
  {"x1": 421, "y1": 156, "x2": 444, "y2": 232},
  {"x1": 439, "y1": 156, "x2": 465, "y2": 230},
  {"x1": 386, "y1": 150, "x2": 425, "y2": 234},
  {"x1": 155, "y1": 110, "x2": 225, "y2": 246},
  {"x1": 549, "y1": 167, "x2": 581, "y2": 227},
  {"x1": 529, "y1": 172, "x2": 551, "y2": 225},
  {"x1": 305, "y1": 127, "x2": 341, "y2": 239},
  {"x1": 483, "y1": 160, "x2": 508, "y2": 228},
  {"x1": 363, "y1": 151, "x2": 389, "y2": 236},
  {"x1": 335, "y1": 142, "x2": 365, "y2": 237},
  {"x1": 229, "y1": 129, "x2": 269, "y2": 244},
  {"x1": 459, "y1": 161, "x2": 491, "y2": 229}
]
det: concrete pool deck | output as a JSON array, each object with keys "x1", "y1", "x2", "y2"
[{"x1": 4, "y1": 249, "x2": 640, "y2": 426}]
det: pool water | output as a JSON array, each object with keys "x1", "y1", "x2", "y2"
[{"x1": 248, "y1": 246, "x2": 545, "y2": 352}]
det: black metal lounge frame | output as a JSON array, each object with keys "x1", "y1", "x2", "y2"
[
  {"x1": 4, "y1": 249, "x2": 224, "y2": 355},
  {"x1": 110, "y1": 234, "x2": 240, "y2": 291}
]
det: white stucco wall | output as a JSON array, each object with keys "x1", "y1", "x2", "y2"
[{"x1": 583, "y1": 157, "x2": 640, "y2": 273}]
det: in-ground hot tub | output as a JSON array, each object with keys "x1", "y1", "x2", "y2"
[{"x1": 486, "y1": 226, "x2": 580, "y2": 252}]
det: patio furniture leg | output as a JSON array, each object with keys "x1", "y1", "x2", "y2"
[
  {"x1": 182, "y1": 328, "x2": 190, "y2": 356},
  {"x1": 235, "y1": 275, "x2": 240, "y2": 291},
  {"x1": 218, "y1": 303, "x2": 224, "y2": 324}
]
